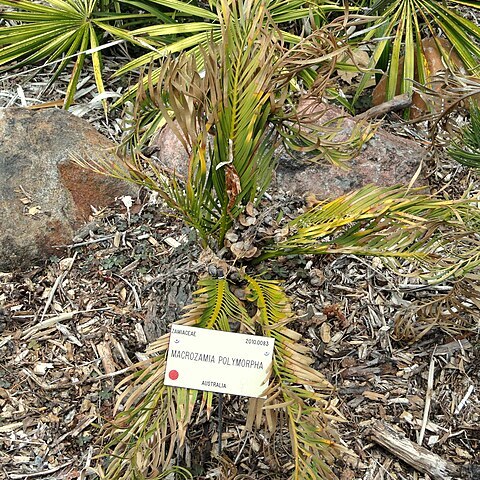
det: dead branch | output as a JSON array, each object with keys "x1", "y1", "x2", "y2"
[
  {"x1": 368, "y1": 420, "x2": 477, "y2": 480},
  {"x1": 355, "y1": 93, "x2": 412, "y2": 121}
]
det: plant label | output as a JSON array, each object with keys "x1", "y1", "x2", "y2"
[{"x1": 164, "y1": 325, "x2": 275, "y2": 397}]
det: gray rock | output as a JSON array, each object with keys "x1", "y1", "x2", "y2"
[{"x1": 0, "y1": 108, "x2": 137, "y2": 271}]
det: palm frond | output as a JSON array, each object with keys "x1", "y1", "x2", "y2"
[
  {"x1": 448, "y1": 100, "x2": 480, "y2": 168},
  {"x1": 179, "y1": 277, "x2": 253, "y2": 331},
  {"x1": 257, "y1": 185, "x2": 480, "y2": 283},
  {"x1": 95, "y1": 3, "x2": 371, "y2": 248},
  {"x1": 0, "y1": 0, "x2": 150, "y2": 109},
  {"x1": 353, "y1": 0, "x2": 480, "y2": 104}
]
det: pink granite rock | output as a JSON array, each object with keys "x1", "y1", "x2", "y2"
[{"x1": 274, "y1": 118, "x2": 424, "y2": 197}]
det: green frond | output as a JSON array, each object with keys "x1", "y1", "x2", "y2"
[
  {"x1": 0, "y1": 0, "x2": 150, "y2": 108},
  {"x1": 353, "y1": 0, "x2": 480, "y2": 104},
  {"x1": 207, "y1": 0, "x2": 282, "y2": 236},
  {"x1": 257, "y1": 185, "x2": 480, "y2": 283},
  {"x1": 244, "y1": 276, "x2": 333, "y2": 390},
  {"x1": 183, "y1": 277, "x2": 253, "y2": 331},
  {"x1": 448, "y1": 100, "x2": 480, "y2": 168},
  {"x1": 244, "y1": 275, "x2": 291, "y2": 326}
]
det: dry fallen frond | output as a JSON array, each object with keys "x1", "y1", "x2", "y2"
[{"x1": 393, "y1": 277, "x2": 480, "y2": 342}]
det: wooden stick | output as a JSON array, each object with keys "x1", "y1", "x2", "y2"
[
  {"x1": 355, "y1": 93, "x2": 412, "y2": 121},
  {"x1": 368, "y1": 420, "x2": 476, "y2": 480},
  {"x1": 22, "y1": 312, "x2": 77, "y2": 340}
]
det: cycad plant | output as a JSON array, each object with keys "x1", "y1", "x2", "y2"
[
  {"x1": 78, "y1": 1, "x2": 480, "y2": 479},
  {"x1": 83, "y1": 0, "x2": 372, "y2": 247},
  {"x1": 352, "y1": 0, "x2": 480, "y2": 104}
]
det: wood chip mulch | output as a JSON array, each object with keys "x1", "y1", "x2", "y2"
[{"x1": 1, "y1": 188, "x2": 479, "y2": 480}]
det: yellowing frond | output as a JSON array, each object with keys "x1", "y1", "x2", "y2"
[
  {"x1": 102, "y1": 273, "x2": 342, "y2": 480},
  {"x1": 258, "y1": 185, "x2": 480, "y2": 283},
  {"x1": 244, "y1": 276, "x2": 341, "y2": 480},
  {"x1": 185, "y1": 277, "x2": 252, "y2": 331}
]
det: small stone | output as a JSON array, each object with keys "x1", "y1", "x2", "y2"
[
  {"x1": 33, "y1": 362, "x2": 54, "y2": 375},
  {"x1": 207, "y1": 264, "x2": 217, "y2": 277}
]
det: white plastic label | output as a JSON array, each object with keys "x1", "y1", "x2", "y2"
[{"x1": 164, "y1": 325, "x2": 275, "y2": 398}]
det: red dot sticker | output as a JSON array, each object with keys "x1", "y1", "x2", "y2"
[{"x1": 168, "y1": 370, "x2": 179, "y2": 381}]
